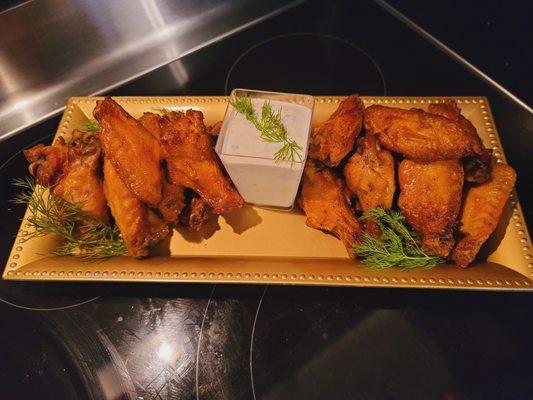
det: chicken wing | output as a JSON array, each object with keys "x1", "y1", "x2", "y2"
[
  {"x1": 365, "y1": 105, "x2": 479, "y2": 162},
  {"x1": 428, "y1": 100, "x2": 491, "y2": 183},
  {"x1": 308, "y1": 95, "x2": 364, "y2": 166},
  {"x1": 159, "y1": 110, "x2": 243, "y2": 214},
  {"x1": 94, "y1": 97, "x2": 163, "y2": 206},
  {"x1": 24, "y1": 131, "x2": 108, "y2": 223},
  {"x1": 180, "y1": 195, "x2": 213, "y2": 231},
  {"x1": 24, "y1": 137, "x2": 68, "y2": 187},
  {"x1": 138, "y1": 112, "x2": 185, "y2": 224},
  {"x1": 398, "y1": 159, "x2": 464, "y2": 257},
  {"x1": 103, "y1": 158, "x2": 168, "y2": 258},
  {"x1": 298, "y1": 160, "x2": 361, "y2": 252},
  {"x1": 344, "y1": 134, "x2": 395, "y2": 236},
  {"x1": 451, "y1": 163, "x2": 516, "y2": 267}
]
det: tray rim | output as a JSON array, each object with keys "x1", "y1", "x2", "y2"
[{"x1": 3, "y1": 95, "x2": 532, "y2": 291}]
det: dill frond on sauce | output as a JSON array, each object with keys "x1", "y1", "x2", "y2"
[
  {"x1": 353, "y1": 207, "x2": 444, "y2": 270},
  {"x1": 230, "y1": 94, "x2": 303, "y2": 162},
  {"x1": 11, "y1": 177, "x2": 126, "y2": 259}
]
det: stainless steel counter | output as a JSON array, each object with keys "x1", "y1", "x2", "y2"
[{"x1": 0, "y1": 0, "x2": 302, "y2": 141}]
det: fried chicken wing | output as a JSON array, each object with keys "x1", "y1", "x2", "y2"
[
  {"x1": 23, "y1": 138, "x2": 68, "y2": 187},
  {"x1": 308, "y1": 95, "x2": 364, "y2": 166},
  {"x1": 398, "y1": 159, "x2": 464, "y2": 257},
  {"x1": 159, "y1": 110, "x2": 243, "y2": 214},
  {"x1": 451, "y1": 163, "x2": 516, "y2": 267},
  {"x1": 103, "y1": 158, "x2": 168, "y2": 258},
  {"x1": 94, "y1": 97, "x2": 163, "y2": 206},
  {"x1": 24, "y1": 131, "x2": 108, "y2": 223},
  {"x1": 365, "y1": 105, "x2": 478, "y2": 162},
  {"x1": 428, "y1": 100, "x2": 491, "y2": 183},
  {"x1": 344, "y1": 134, "x2": 395, "y2": 236},
  {"x1": 52, "y1": 131, "x2": 108, "y2": 223},
  {"x1": 206, "y1": 121, "x2": 222, "y2": 137},
  {"x1": 138, "y1": 112, "x2": 185, "y2": 224},
  {"x1": 298, "y1": 160, "x2": 361, "y2": 252},
  {"x1": 180, "y1": 195, "x2": 213, "y2": 231}
]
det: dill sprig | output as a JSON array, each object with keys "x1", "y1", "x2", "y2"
[
  {"x1": 152, "y1": 107, "x2": 171, "y2": 115},
  {"x1": 230, "y1": 94, "x2": 303, "y2": 162},
  {"x1": 353, "y1": 208, "x2": 444, "y2": 270},
  {"x1": 11, "y1": 177, "x2": 126, "y2": 259},
  {"x1": 78, "y1": 119, "x2": 100, "y2": 133}
]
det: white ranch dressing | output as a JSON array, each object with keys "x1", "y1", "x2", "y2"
[{"x1": 216, "y1": 93, "x2": 314, "y2": 208}]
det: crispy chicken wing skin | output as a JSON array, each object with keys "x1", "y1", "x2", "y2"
[
  {"x1": 308, "y1": 95, "x2": 364, "y2": 166},
  {"x1": 159, "y1": 110, "x2": 243, "y2": 214},
  {"x1": 428, "y1": 100, "x2": 491, "y2": 183},
  {"x1": 24, "y1": 131, "x2": 108, "y2": 223},
  {"x1": 52, "y1": 131, "x2": 108, "y2": 223},
  {"x1": 103, "y1": 158, "x2": 168, "y2": 258},
  {"x1": 451, "y1": 163, "x2": 516, "y2": 267},
  {"x1": 138, "y1": 112, "x2": 185, "y2": 224},
  {"x1": 365, "y1": 105, "x2": 478, "y2": 162},
  {"x1": 344, "y1": 134, "x2": 395, "y2": 236},
  {"x1": 298, "y1": 160, "x2": 361, "y2": 252},
  {"x1": 23, "y1": 137, "x2": 68, "y2": 187},
  {"x1": 94, "y1": 97, "x2": 163, "y2": 206},
  {"x1": 398, "y1": 159, "x2": 464, "y2": 257}
]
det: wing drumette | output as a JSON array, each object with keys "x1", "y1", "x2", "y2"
[{"x1": 298, "y1": 160, "x2": 361, "y2": 253}]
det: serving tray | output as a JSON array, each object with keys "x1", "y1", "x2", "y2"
[{"x1": 3, "y1": 96, "x2": 532, "y2": 290}]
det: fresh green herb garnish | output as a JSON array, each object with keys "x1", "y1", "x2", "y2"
[
  {"x1": 230, "y1": 95, "x2": 303, "y2": 162},
  {"x1": 78, "y1": 119, "x2": 100, "y2": 133},
  {"x1": 353, "y1": 208, "x2": 444, "y2": 270},
  {"x1": 152, "y1": 107, "x2": 171, "y2": 115},
  {"x1": 11, "y1": 177, "x2": 126, "y2": 259}
]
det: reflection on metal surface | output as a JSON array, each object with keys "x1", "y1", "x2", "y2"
[{"x1": 0, "y1": 0, "x2": 303, "y2": 141}]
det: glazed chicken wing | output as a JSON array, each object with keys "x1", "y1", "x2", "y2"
[
  {"x1": 23, "y1": 137, "x2": 68, "y2": 187},
  {"x1": 398, "y1": 159, "x2": 464, "y2": 257},
  {"x1": 139, "y1": 112, "x2": 185, "y2": 224},
  {"x1": 428, "y1": 100, "x2": 491, "y2": 183},
  {"x1": 159, "y1": 110, "x2": 243, "y2": 214},
  {"x1": 298, "y1": 160, "x2": 361, "y2": 253},
  {"x1": 365, "y1": 105, "x2": 479, "y2": 162},
  {"x1": 308, "y1": 95, "x2": 364, "y2": 166},
  {"x1": 94, "y1": 98, "x2": 163, "y2": 206},
  {"x1": 103, "y1": 158, "x2": 168, "y2": 258},
  {"x1": 180, "y1": 195, "x2": 213, "y2": 231},
  {"x1": 451, "y1": 163, "x2": 516, "y2": 267},
  {"x1": 24, "y1": 131, "x2": 108, "y2": 223},
  {"x1": 344, "y1": 134, "x2": 395, "y2": 236}
]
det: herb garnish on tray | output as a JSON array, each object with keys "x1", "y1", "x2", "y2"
[
  {"x1": 78, "y1": 119, "x2": 100, "y2": 133},
  {"x1": 353, "y1": 208, "x2": 444, "y2": 269},
  {"x1": 230, "y1": 95, "x2": 303, "y2": 162},
  {"x1": 12, "y1": 178, "x2": 126, "y2": 259}
]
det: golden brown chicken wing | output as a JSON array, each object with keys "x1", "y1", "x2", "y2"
[
  {"x1": 94, "y1": 97, "x2": 163, "y2": 206},
  {"x1": 23, "y1": 138, "x2": 68, "y2": 187},
  {"x1": 24, "y1": 131, "x2": 108, "y2": 223},
  {"x1": 365, "y1": 105, "x2": 479, "y2": 162},
  {"x1": 206, "y1": 121, "x2": 222, "y2": 137},
  {"x1": 298, "y1": 160, "x2": 361, "y2": 253},
  {"x1": 308, "y1": 95, "x2": 364, "y2": 166},
  {"x1": 398, "y1": 159, "x2": 464, "y2": 257},
  {"x1": 138, "y1": 112, "x2": 185, "y2": 224},
  {"x1": 451, "y1": 163, "x2": 516, "y2": 267},
  {"x1": 53, "y1": 131, "x2": 108, "y2": 223},
  {"x1": 428, "y1": 100, "x2": 491, "y2": 183},
  {"x1": 159, "y1": 110, "x2": 243, "y2": 214},
  {"x1": 344, "y1": 134, "x2": 395, "y2": 236},
  {"x1": 103, "y1": 158, "x2": 168, "y2": 258}
]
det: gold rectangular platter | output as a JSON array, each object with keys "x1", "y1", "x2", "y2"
[{"x1": 4, "y1": 96, "x2": 532, "y2": 290}]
